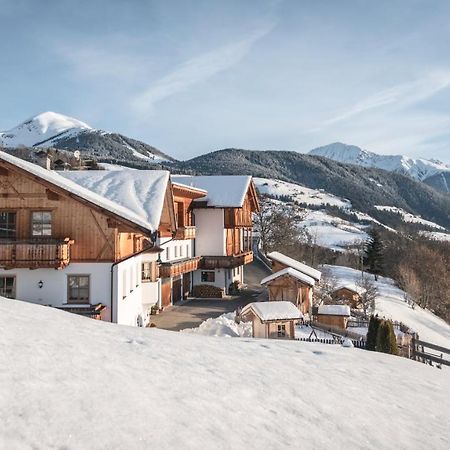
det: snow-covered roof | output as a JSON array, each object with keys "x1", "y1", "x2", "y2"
[
  {"x1": 0, "y1": 151, "x2": 169, "y2": 233},
  {"x1": 171, "y1": 175, "x2": 252, "y2": 207},
  {"x1": 261, "y1": 267, "x2": 316, "y2": 287},
  {"x1": 241, "y1": 301, "x2": 302, "y2": 322},
  {"x1": 171, "y1": 180, "x2": 208, "y2": 196},
  {"x1": 267, "y1": 251, "x2": 322, "y2": 281},
  {"x1": 317, "y1": 305, "x2": 351, "y2": 316},
  {"x1": 334, "y1": 283, "x2": 366, "y2": 295}
]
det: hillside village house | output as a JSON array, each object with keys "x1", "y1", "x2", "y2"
[
  {"x1": 173, "y1": 175, "x2": 259, "y2": 297},
  {"x1": 332, "y1": 283, "x2": 366, "y2": 308},
  {"x1": 263, "y1": 251, "x2": 321, "y2": 315},
  {"x1": 0, "y1": 151, "x2": 258, "y2": 325},
  {"x1": 240, "y1": 301, "x2": 302, "y2": 339},
  {"x1": 261, "y1": 267, "x2": 316, "y2": 315}
]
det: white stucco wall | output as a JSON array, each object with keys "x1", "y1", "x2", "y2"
[
  {"x1": 158, "y1": 237, "x2": 194, "y2": 262},
  {"x1": 193, "y1": 209, "x2": 226, "y2": 256},
  {"x1": 192, "y1": 265, "x2": 244, "y2": 294}
]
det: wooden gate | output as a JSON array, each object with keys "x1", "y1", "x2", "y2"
[{"x1": 172, "y1": 277, "x2": 182, "y2": 304}]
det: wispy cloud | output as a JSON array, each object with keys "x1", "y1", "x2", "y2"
[
  {"x1": 315, "y1": 71, "x2": 450, "y2": 130},
  {"x1": 131, "y1": 23, "x2": 275, "y2": 114}
]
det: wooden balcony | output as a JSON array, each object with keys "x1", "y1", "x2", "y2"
[
  {"x1": 159, "y1": 256, "x2": 201, "y2": 278},
  {"x1": 201, "y1": 251, "x2": 253, "y2": 269},
  {"x1": 0, "y1": 238, "x2": 73, "y2": 269},
  {"x1": 174, "y1": 226, "x2": 196, "y2": 240}
]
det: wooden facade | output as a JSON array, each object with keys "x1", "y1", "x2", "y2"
[
  {"x1": 201, "y1": 251, "x2": 253, "y2": 269},
  {"x1": 264, "y1": 274, "x2": 312, "y2": 315},
  {"x1": 333, "y1": 287, "x2": 361, "y2": 308},
  {"x1": 159, "y1": 256, "x2": 201, "y2": 278},
  {"x1": 0, "y1": 161, "x2": 174, "y2": 267},
  {"x1": 316, "y1": 313, "x2": 349, "y2": 330}
]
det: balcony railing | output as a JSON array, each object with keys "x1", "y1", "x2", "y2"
[
  {"x1": 159, "y1": 256, "x2": 201, "y2": 278},
  {"x1": 201, "y1": 251, "x2": 253, "y2": 269},
  {"x1": 174, "y1": 226, "x2": 196, "y2": 240},
  {"x1": 0, "y1": 238, "x2": 73, "y2": 269}
]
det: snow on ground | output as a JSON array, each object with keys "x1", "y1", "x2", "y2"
[
  {"x1": 302, "y1": 210, "x2": 369, "y2": 251},
  {"x1": 374, "y1": 205, "x2": 446, "y2": 230},
  {"x1": 254, "y1": 177, "x2": 351, "y2": 208},
  {"x1": 1, "y1": 298, "x2": 449, "y2": 449},
  {"x1": 420, "y1": 231, "x2": 450, "y2": 242},
  {"x1": 182, "y1": 312, "x2": 252, "y2": 337},
  {"x1": 324, "y1": 265, "x2": 450, "y2": 348}
]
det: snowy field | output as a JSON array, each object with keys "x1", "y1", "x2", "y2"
[
  {"x1": 1, "y1": 297, "x2": 449, "y2": 450},
  {"x1": 374, "y1": 205, "x2": 446, "y2": 230},
  {"x1": 254, "y1": 177, "x2": 351, "y2": 208},
  {"x1": 325, "y1": 265, "x2": 450, "y2": 348}
]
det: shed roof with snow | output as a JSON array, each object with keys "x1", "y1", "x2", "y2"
[
  {"x1": 334, "y1": 283, "x2": 366, "y2": 296},
  {"x1": 267, "y1": 251, "x2": 322, "y2": 282},
  {"x1": 317, "y1": 305, "x2": 351, "y2": 316},
  {"x1": 241, "y1": 301, "x2": 303, "y2": 322},
  {"x1": 171, "y1": 175, "x2": 254, "y2": 208},
  {"x1": 0, "y1": 151, "x2": 170, "y2": 234},
  {"x1": 261, "y1": 267, "x2": 316, "y2": 287}
]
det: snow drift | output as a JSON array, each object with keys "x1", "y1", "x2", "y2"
[{"x1": 1, "y1": 297, "x2": 449, "y2": 449}]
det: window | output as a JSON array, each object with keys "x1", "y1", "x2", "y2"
[
  {"x1": 186, "y1": 244, "x2": 189, "y2": 258},
  {"x1": 31, "y1": 211, "x2": 52, "y2": 237},
  {"x1": 201, "y1": 271, "x2": 215, "y2": 282},
  {"x1": 0, "y1": 212, "x2": 16, "y2": 239},
  {"x1": 0, "y1": 276, "x2": 15, "y2": 298},
  {"x1": 165, "y1": 247, "x2": 170, "y2": 261},
  {"x1": 174, "y1": 246, "x2": 178, "y2": 258},
  {"x1": 179, "y1": 245, "x2": 183, "y2": 258},
  {"x1": 67, "y1": 275, "x2": 89, "y2": 304},
  {"x1": 277, "y1": 324, "x2": 286, "y2": 338},
  {"x1": 129, "y1": 266, "x2": 134, "y2": 293},
  {"x1": 142, "y1": 262, "x2": 157, "y2": 283},
  {"x1": 122, "y1": 270, "x2": 127, "y2": 299}
]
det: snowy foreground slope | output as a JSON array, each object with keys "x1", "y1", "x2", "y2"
[
  {"x1": 325, "y1": 265, "x2": 450, "y2": 348},
  {"x1": 1, "y1": 299, "x2": 449, "y2": 450}
]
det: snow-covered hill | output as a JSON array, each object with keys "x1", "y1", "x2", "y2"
[
  {"x1": 324, "y1": 265, "x2": 450, "y2": 348},
  {"x1": 0, "y1": 112, "x2": 173, "y2": 164},
  {"x1": 1, "y1": 297, "x2": 449, "y2": 449},
  {"x1": 309, "y1": 142, "x2": 450, "y2": 181}
]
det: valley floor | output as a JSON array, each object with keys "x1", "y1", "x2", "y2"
[{"x1": 1, "y1": 297, "x2": 449, "y2": 450}]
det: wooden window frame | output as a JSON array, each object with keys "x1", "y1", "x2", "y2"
[
  {"x1": 0, "y1": 210, "x2": 17, "y2": 240},
  {"x1": 277, "y1": 324, "x2": 287, "y2": 338},
  {"x1": 0, "y1": 275, "x2": 16, "y2": 299},
  {"x1": 67, "y1": 274, "x2": 90, "y2": 305},
  {"x1": 30, "y1": 210, "x2": 53, "y2": 238},
  {"x1": 142, "y1": 261, "x2": 157, "y2": 283}
]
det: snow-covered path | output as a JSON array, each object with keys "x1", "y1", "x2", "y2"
[{"x1": 1, "y1": 298, "x2": 449, "y2": 449}]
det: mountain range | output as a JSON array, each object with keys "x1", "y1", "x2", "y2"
[{"x1": 1, "y1": 112, "x2": 450, "y2": 230}]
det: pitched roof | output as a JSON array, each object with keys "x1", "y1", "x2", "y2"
[
  {"x1": 334, "y1": 283, "x2": 366, "y2": 296},
  {"x1": 261, "y1": 267, "x2": 316, "y2": 287},
  {"x1": 242, "y1": 301, "x2": 302, "y2": 322},
  {"x1": 171, "y1": 175, "x2": 252, "y2": 207},
  {"x1": 267, "y1": 251, "x2": 322, "y2": 282},
  {"x1": 0, "y1": 151, "x2": 169, "y2": 233},
  {"x1": 317, "y1": 305, "x2": 351, "y2": 316}
]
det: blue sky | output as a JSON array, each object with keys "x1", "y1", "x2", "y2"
[{"x1": 1, "y1": 0, "x2": 450, "y2": 162}]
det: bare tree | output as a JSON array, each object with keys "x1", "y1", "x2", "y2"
[{"x1": 356, "y1": 276, "x2": 379, "y2": 318}]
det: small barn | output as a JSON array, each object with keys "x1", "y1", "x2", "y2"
[
  {"x1": 240, "y1": 301, "x2": 302, "y2": 339},
  {"x1": 266, "y1": 251, "x2": 322, "y2": 283},
  {"x1": 261, "y1": 267, "x2": 316, "y2": 315},
  {"x1": 315, "y1": 305, "x2": 351, "y2": 330},
  {"x1": 332, "y1": 284, "x2": 366, "y2": 308}
]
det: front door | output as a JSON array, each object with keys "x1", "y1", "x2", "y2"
[{"x1": 172, "y1": 277, "x2": 182, "y2": 304}]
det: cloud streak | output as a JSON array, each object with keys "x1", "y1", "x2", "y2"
[
  {"x1": 316, "y1": 71, "x2": 450, "y2": 129},
  {"x1": 131, "y1": 23, "x2": 275, "y2": 114}
]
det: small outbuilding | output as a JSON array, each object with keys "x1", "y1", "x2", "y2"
[
  {"x1": 266, "y1": 251, "x2": 322, "y2": 283},
  {"x1": 240, "y1": 301, "x2": 302, "y2": 339},
  {"x1": 261, "y1": 267, "x2": 316, "y2": 315},
  {"x1": 315, "y1": 304, "x2": 351, "y2": 330},
  {"x1": 332, "y1": 284, "x2": 366, "y2": 308}
]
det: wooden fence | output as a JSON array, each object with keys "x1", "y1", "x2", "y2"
[
  {"x1": 412, "y1": 338, "x2": 450, "y2": 368},
  {"x1": 297, "y1": 337, "x2": 366, "y2": 349}
]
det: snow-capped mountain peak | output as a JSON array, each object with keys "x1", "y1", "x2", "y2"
[
  {"x1": 309, "y1": 142, "x2": 450, "y2": 181},
  {"x1": 0, "y1": 111, "x2": 92, "y2": 148}
]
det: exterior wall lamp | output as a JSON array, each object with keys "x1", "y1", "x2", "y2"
[{"x1": 38, "y1": 280, "x2": 44, "y2": 289}]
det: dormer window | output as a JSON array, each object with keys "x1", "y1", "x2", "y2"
[{"x1": 31, "y1": 211, "x2": 52, "y2": 237}]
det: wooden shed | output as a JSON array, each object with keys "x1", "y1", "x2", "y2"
[
  {"x1": 332, "y1": 284, "x2": 366, "y2": 308},
  {"x1": 240, "y1": 301, "x2": 302, "y2": 339},
  {"x1": 261, "y1": 267, "x2": 316, "y2": 316},
  {"x1": 315, "y1": 305, "x2": 351, "y2": 330}
]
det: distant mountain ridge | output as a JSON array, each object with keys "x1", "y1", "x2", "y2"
[
  {"x1": 0, "y1": 112, "x2": 175, "y2": 164},
  {"x1": 174, "y1": 148, "x2": 450, "y2": 230},
  {"x1": 309, "y1": 142, "x2": 450, "y2": 182}
]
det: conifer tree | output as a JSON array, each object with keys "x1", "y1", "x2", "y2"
[
  {"x1": 365, "y1": 228, "x2": 384, "y2": 281},
  {"x1": 366, "y1": 315, "x2": 380, "y2": 351},
  {"x1": 375, "y1": 320, "x2": 398, "y2": 355}
]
